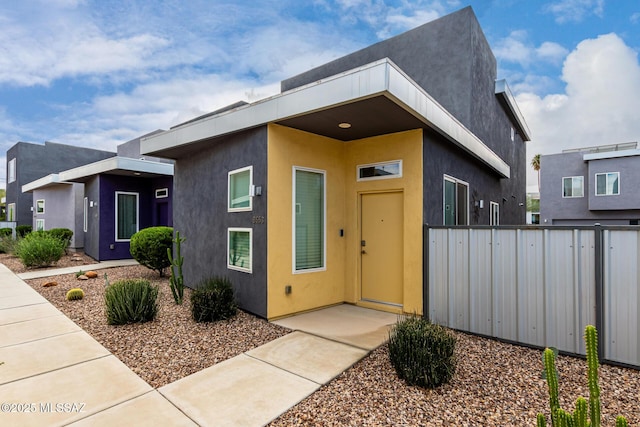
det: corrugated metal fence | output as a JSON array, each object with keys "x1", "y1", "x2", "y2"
[{"x1": 424, "y1": 225, "x2": 639, "y2": 369}]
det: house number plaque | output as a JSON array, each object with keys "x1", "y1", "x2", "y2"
[{"x1": 252, "y1": 216, "x2": 265, "y2": 224}]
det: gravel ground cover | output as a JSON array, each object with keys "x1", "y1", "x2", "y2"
[{"x1": 3, "y1": 252, "x2": 640, "y2": 425}]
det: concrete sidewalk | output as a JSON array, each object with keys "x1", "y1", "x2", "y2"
[{"x1": 1, "y1": 263, "x2": 397, "y2": 426}]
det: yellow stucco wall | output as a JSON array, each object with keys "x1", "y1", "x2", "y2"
[{"x1": 267, "y1": 124, "x2": 423, "y2": 319}]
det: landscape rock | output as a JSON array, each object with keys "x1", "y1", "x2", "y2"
[
  {"x1": 85, "y1": 271, "x2": 98, "y2": 278},
  {"x1": 77, "y1": 275, "x2": 89, "y2": 280},
  {"x1": 42, "y1": 281, "x2": 58, "y2": 287}
]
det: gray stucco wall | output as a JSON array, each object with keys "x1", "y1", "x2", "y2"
[
  {"x1": 5, "y1": 141, "x2": 114, "y2": 226},
  {"x1": 32, "y1": 183, "x2": 85, "y2": 248},
  {"x1": 172, "y1": 127, "x2": 268, "y2": 318},
  {"x1": 587, "y1": 156, "x2": 640, "y2": 210},
  {"x1": 540, "y1": 152, "x2": 640, "y2": 225}
]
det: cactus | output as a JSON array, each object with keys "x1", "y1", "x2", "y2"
[
  {"x1": 616, "y1": 416, "x2": 628, "y2": 427},
  {"x1": 585, "y1": 325, "x2": 601, "y2": 427},
  {"x1": 537, "y1": 325, "x2": 628, "y2": 427},
  {"x1": 167, "y1": 231, "x2": 185, "y2": 304},
  {"x1": 66, "y1": 288, "x2": 84, "y2": 301}
]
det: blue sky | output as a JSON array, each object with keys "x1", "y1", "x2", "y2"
[{"x1": 1, "y1": 0, "x2": 639, "y2": 190}]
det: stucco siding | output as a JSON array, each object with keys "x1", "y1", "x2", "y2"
[{"x1": 172, "y1": 127, "x2": 268, "y2": 318}]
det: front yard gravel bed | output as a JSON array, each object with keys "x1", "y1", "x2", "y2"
[
  {"x1": 21, "y1": 263, "x2": 290, "y2": 388},
  {"x1": 3, "y1": 253, "x2": 639, "y2": 425}
]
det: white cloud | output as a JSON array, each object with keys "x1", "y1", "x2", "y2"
[
  {"x1": 543, "y1": 0, "x2": 605, "y2": 23},
  {"x1": 518, "y1": 33, "x2": 640, "y2": 187},
  {"x1": 494, "y1": 31, "x2": 569, "y2": 67}
]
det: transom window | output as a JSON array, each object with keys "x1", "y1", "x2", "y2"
[
  {"x1": 563, "y1": 176, "x2": 584, "y2": 198},
  {"x1": 155, "y1": 188, "x2": 168, "y2": 198},
  {"x1": 228, "y1": 228, "x2": 252, "y2": 273},
  {"x1": 443, "y1": 175, "x2": 469, "y2": 226},
  {"x1": 357, "y1": 160, "x2": 402, "y2": 181},
  {"x1": 36, "y1": 199, "x2": 45, "y2": 214},
  {"x1": 595, "y1": 172, "x2": 619, "y2": 196},
  {"x1": 115, "y1": 192, "x2": 139, "y2": 241},
  {"x1": 293, "y1": 167, "x2": 326, "y2": 272},
  {"x1": 228, "y1": 166, "x2": 253, "y2": 211}
]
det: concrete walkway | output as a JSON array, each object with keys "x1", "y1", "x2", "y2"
[{"x1": 0, "y1": 263, "x2": 398, "y2": 426}]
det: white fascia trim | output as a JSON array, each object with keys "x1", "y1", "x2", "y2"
[
  {"x1": 58, "y1": 157, "x2": 174, "y2": 182},
  {"x1": 143, "y1": 58, "x2": 510, "y2": 178},
  {"x1": 583, "y1": 149, "x2": 640, "y2": 161},
  {"x1": 495, "y1": 79, "x2": 531, "y2": 142},
  {"x1": 22, "y1": 173, "x2": 61, "y2": 193}
]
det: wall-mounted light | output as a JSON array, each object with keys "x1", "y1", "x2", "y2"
[{"x1": 250, "y1": 185, "x2": 262, "y2": 197}]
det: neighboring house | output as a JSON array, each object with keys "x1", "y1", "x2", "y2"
[
  {"x1": 527, "y1": 192, "x2": 540, "y2": 224},
  {"x1": 5, "y1": 141, "x2": 116, "y2": 226},
  {"x1": 22, "y1": 132, "x2": 174, "y2": 260},
  {"x1": 540, "y1": 142, "x2": 640, "y2": 226},
  {"x1": 22, "y1": 177, "x2": 86, "y2": 248},
  {"x1": 141, "y1": 6, "x2": 530, "y2": 320}
]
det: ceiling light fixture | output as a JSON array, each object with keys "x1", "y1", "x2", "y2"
[{"x1": 338, "y1": 122, "x2": 352, "y2": 129}]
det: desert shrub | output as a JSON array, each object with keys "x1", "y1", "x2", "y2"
[
  {"x1": 16, "y1": 225, "x2": 32, "y2": 238},
  {"x1": 0, "y1": 227, "x2": 13, "y2": 237},
  {"x1": 48, "y1": 228, "x2": 73, "y2": 250},
  {"x1": 388, "y1": 315, "x2": 456, "y2": 389},
  {"x1": 191, "y1": 276, "x2": 237, "y2": 322},
  {"x1": 0, "y1": 236, "x2": 19, "y2": 254},
  {"x1": 66, "y1": 288, "x2": 85, "y2": 301},
  {"x1": 129, "y1": 226, "x2": 173, "y2": 276},
  {"x1": 104, "y1": 279, "x2": 159, "y2": 325},
  {"x1": 14, "y1": 233, "x2": 65, "y2": 267}
]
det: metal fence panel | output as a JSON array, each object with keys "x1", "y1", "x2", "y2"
[
  {"x1": 603, "y1": 229, "x2": 639, "y2": 366},
  {"x1": 492, "y1": 229, "x2": 518, "y2": 341},
  {"x1": 427, "y1": 226, "x2": 605, "y2": 361}
]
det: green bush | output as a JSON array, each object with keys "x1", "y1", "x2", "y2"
[
  {"x1": 0, "y1": 227, "x2": 13, "y2": 237},
  {"x1": 191, "y1": 277, "x2": 237, "y2": 322},
  {"x1": 104, "y1": 279, "x2": 159, "y2": 325},
  {"x1": 16, "y1": 225, "x2": 32, "y2": 238},
  {"x1": 129, "y1": 226, "x2": 173, "y2": 276},
  {"x1": 388, "y1": 315, "x2": 457, "y2": 389},
  {"x1": 48, "y1": 228, "x2": 73, "y2": 250},
  {"x1": 14, "y1": 233, "x2": 65, "y2": 268}
]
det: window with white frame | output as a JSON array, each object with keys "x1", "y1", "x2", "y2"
[
  {"x1": 36, "y1": 219, "x2": 45, "y2": 232},
  {"x1": 490, "y1": 201, "x2": 500, "y2": 225},
  {"x1": 443, "y1": 176, "x2": 469, "y2": 225},
  {"x1": 7, "y1": 158, "x2": 16, "y2": 183},
  {"x1": 357, "y1": 160, "x2": 402, "y2": 181},
  {"x1": 293, "y1": 167, "x2": 325, "y2": 272},
  {"x1": 228, "y1": 228, "x2": 252, "y2": 273},
  {"x1": 7, "y1": 203, "x2": 15, "y2": 221},
  {"x1": 595, "y1": 172, "x2": 619, "y2": 196},
  {"x1": 228, "y1": 166, "x2": 252, "y2": 211},
  {"x1": 563, "y1": 176, "x2": 584, "y2": 198},
  {"x1": 115, "y1": 192, "x2": 139, "y2": 241},
  {"x1": 36, "y1": 199, "x2": 45, "y2": 214},
  {"x1": 83, "y1": 197, "x2": 88, "y2": 233}
]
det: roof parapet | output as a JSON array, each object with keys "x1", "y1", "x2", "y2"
[{"x1": 495, "y1": 79, "x2": 531, "y2": 141}]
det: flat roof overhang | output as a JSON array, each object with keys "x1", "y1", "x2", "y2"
[
  {"x1": 142, "y1": 58, "x2": 511, "y2": 178},
  {"x1": 22, "y1": 173, "x2": 67, "y2": 193},
  {"x1": 58, "y1": 157, "x2": 174, "y2": 184}
]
